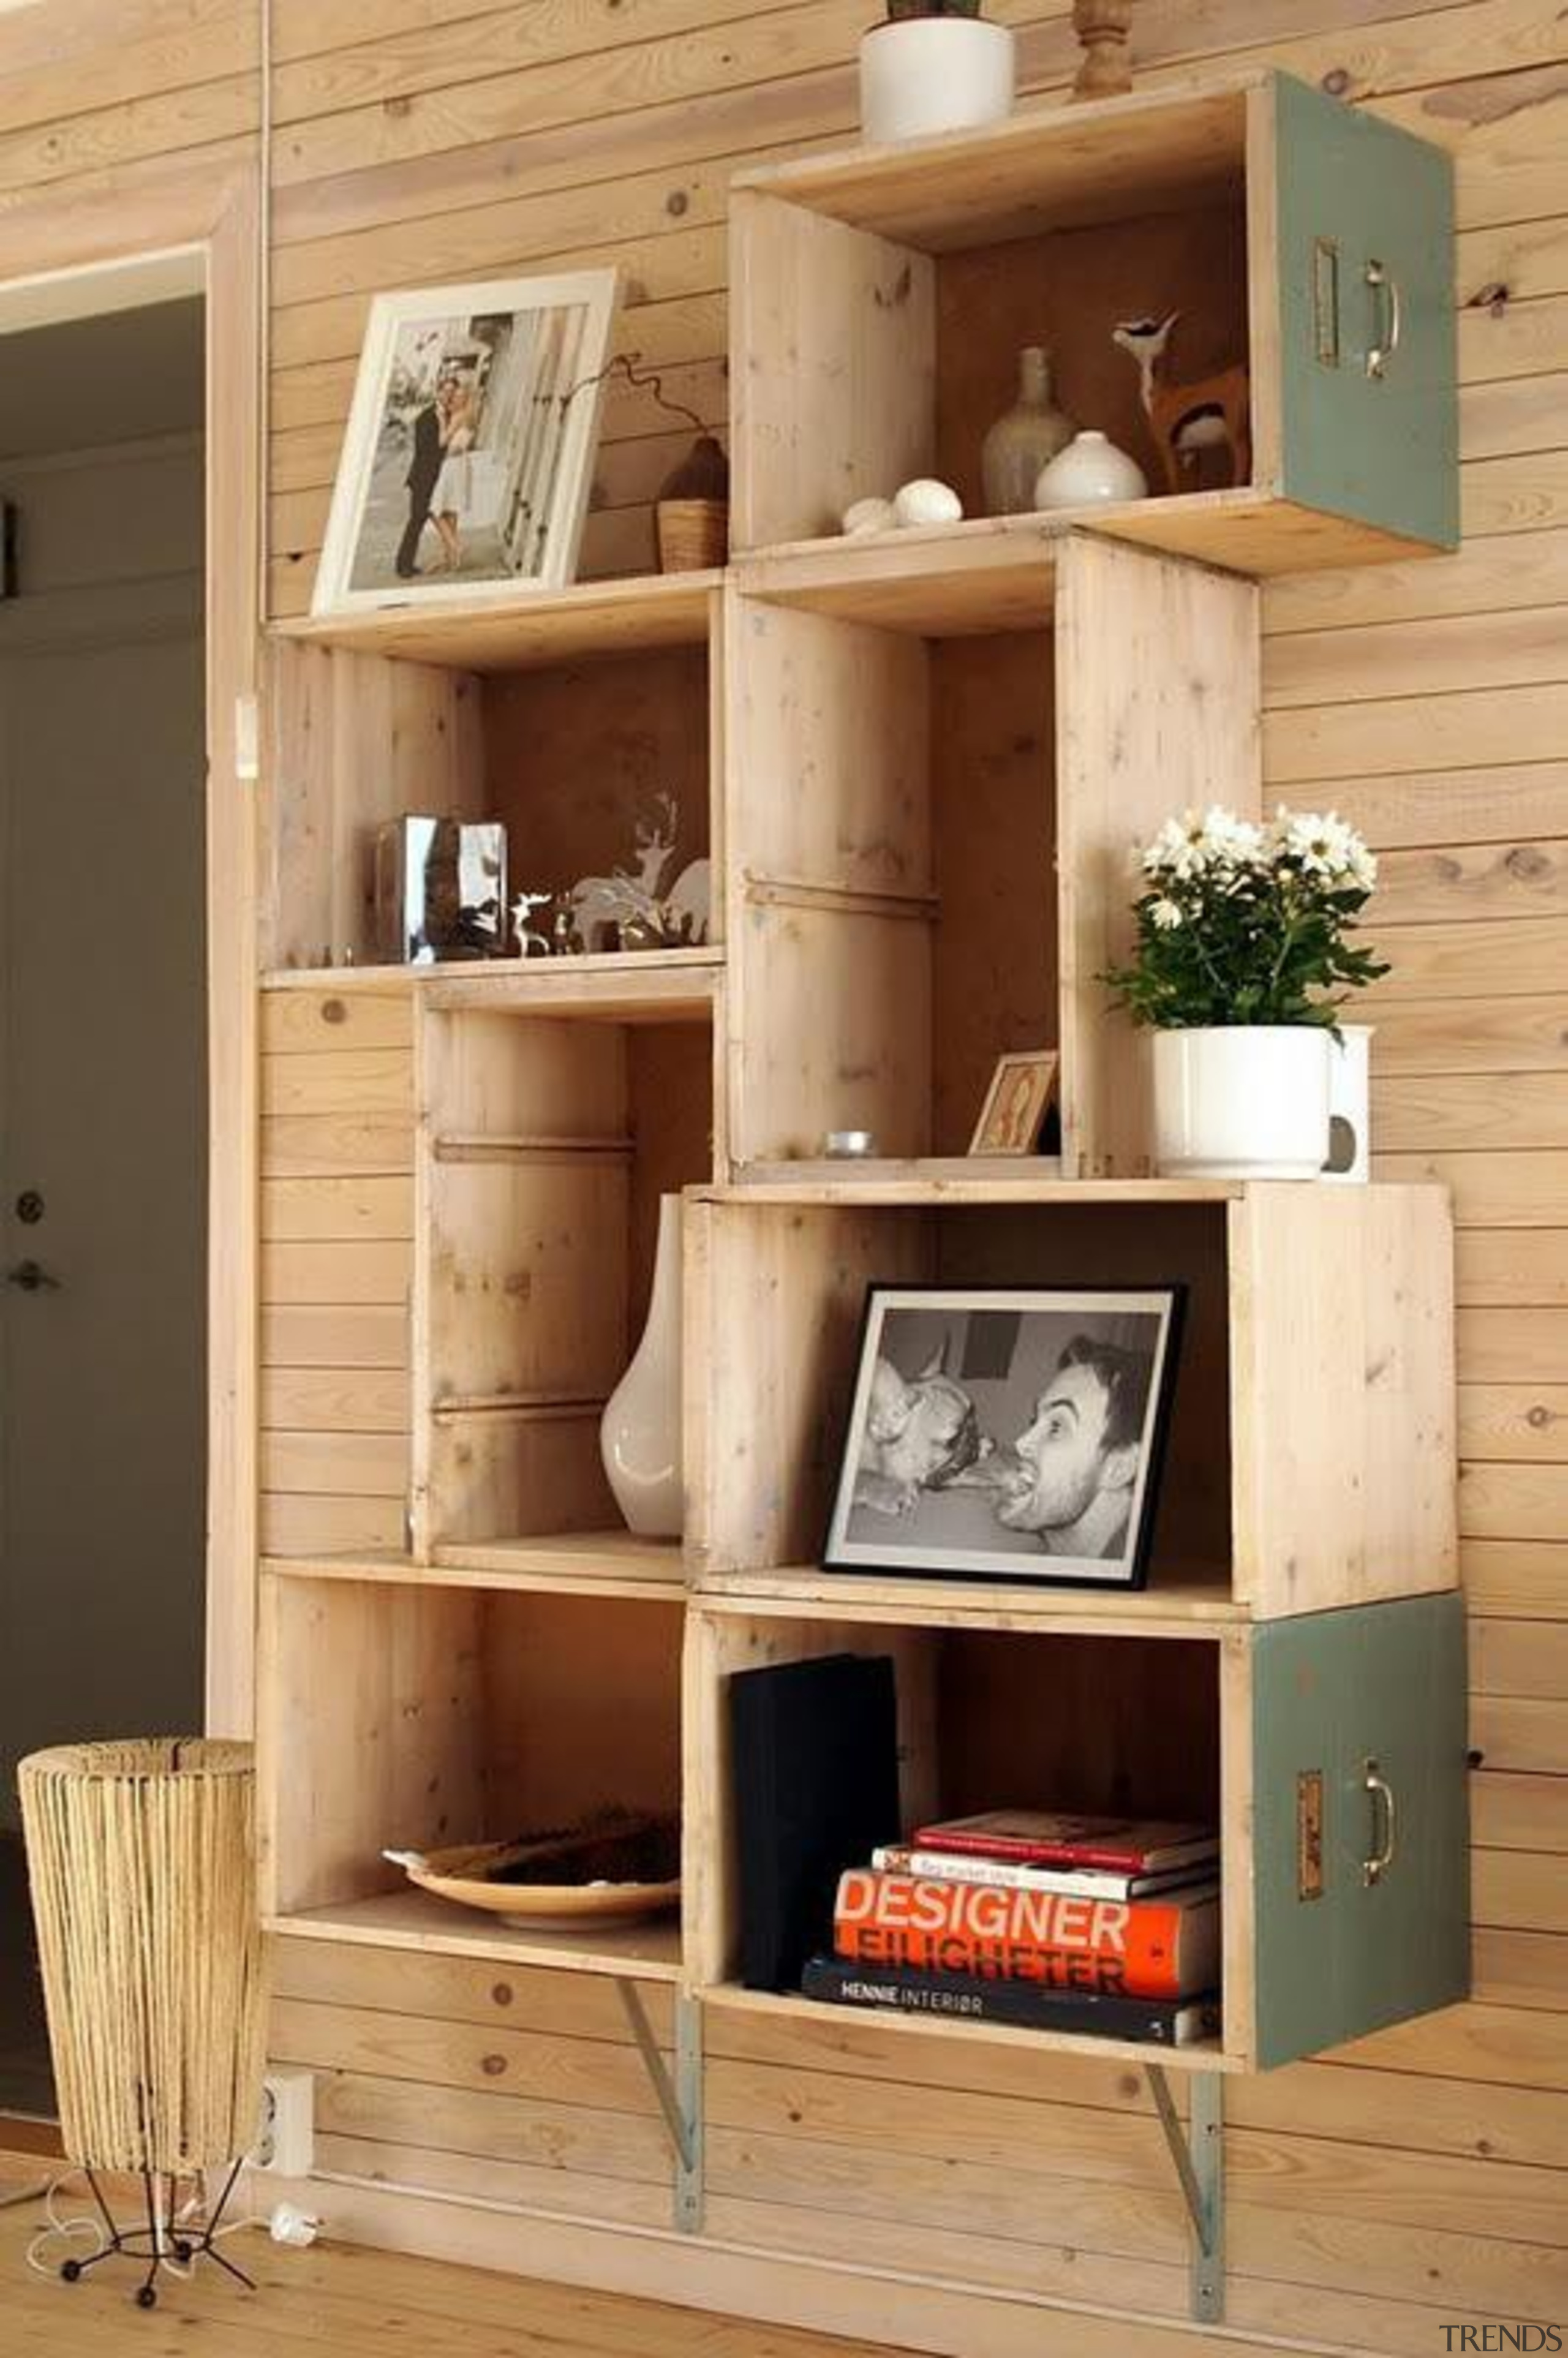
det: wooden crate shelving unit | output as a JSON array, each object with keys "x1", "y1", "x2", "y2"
[{"x1": 254, "y1": 67, "x2": 1466, "y2": 2334}]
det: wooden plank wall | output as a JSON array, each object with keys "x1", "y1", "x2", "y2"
[
  {"x1": 260, "y1": 985, "x2": 413, "y2": 1557},
  {"x1": 5, "y1": 0, "x2": 1568, "y2": 2349}
]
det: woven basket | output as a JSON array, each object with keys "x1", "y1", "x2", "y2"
[
  {"x1": 656, "y1": 497, "x2": 728, "y2": 572},
  {"x1": 18, "y1": 1739, "x2": 268, "y2": 2174}
]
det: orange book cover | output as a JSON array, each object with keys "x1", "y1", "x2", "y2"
[{"x1": 833, "y1": 1869, "x2": 1220, "y2": 2001}]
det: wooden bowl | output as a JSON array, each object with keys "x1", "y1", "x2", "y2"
[{"x1": 386, "y1": 1814, "x2": 680, "y2": 1927}]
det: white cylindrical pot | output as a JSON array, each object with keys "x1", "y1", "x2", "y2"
[
  {"x1": 1152, "y1": 1026, "x2": 1333, "y2": 1180},
  {"x1": 859, "y1": 18, "x2": 1016, "y2": 146},
  {"x1": 1323, "y1": 1023, "x2": 1374, "y2": 1183},
  {"x1": 601, "y1": 1193, "x2": 684, "y2": 1539}
]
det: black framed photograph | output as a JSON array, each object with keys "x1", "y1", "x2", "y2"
[{"x1": 823, "y1": 1285, "x2": 1184, "y2": 1589}]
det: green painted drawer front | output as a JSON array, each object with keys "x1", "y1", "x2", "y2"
[
  {"x1": 1272, "y1": 74, "x2": 1458, "y2": 550},
  {"x1": 1251, "y1": 1594, "x2": 1469, "y2": 2070}
]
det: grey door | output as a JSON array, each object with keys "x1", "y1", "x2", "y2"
[
  {"x1": 1251, "y1": 1592, "x2": 1469, "y2": 2069},
  {"x1": 0, "y1": 368, "x2": 206, "y2": 2114},
  {"x1": 1271, "y1": 72, "x2": 1458, "y2": 550}
]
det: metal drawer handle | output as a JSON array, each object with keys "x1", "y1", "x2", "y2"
[
  {"x1": 1366, "y1": 260, "x2": 1402, "y2": 380},
  {"x1": 1362, "y1": 1757, "x2": 1398, "y2": 1886}
]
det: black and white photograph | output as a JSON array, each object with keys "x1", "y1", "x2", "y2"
[
  {"x1": 312, "y1": 271, "x2": 619, "y2": 616},
  {"x1": 823, "y1": 1286, "x2": 1183, "y2": 1588}
]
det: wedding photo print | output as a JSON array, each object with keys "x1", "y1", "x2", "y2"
[
  {"x1": 824, "y1": 1286, "x2": 1183, "y2": 1589},
  {"x1": 312, "y1": 271, "x2": 619, "y2": 616}
]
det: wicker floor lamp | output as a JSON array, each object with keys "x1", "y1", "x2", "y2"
[{"x1": 18, "y1": 1738, "x2": 269, "y2": 2309}]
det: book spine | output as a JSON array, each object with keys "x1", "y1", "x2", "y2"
[
  {"x1": 835, "y1": 1869, "x2": 1204, "y2": 2000},
  {"x1": 911, "y1": 1828, "x2": 1152, "y2": 1871},
  {"x1": 873, "y1": 1845, "x2": 1139, "y2": 1900},
  {"x1": 801, "y1": 1956, "x2": 1198, "y2": 2043}
]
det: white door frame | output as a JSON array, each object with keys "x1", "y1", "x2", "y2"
[{"x1": 0, "y1": 160, "x2": 262, "y2": 1738}]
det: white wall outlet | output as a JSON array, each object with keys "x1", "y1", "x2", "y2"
[
  {"x1": 234, "y1": 691, "x2": 260, "y2": 780},
  {"x1": 251, "y1": 2066, "x2": 315, "y2": 2177}
]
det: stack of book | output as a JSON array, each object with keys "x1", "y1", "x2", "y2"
[{"x1": 802, "y1": 1808, "x2": 1223, "y2": 2047}]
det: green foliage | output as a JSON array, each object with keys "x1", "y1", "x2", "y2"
[{"x1": 1099, "y1": 806, "x2": 1390, "y2": 1033}]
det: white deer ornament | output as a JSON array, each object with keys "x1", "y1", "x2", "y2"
[{"x1": 567, "y1": 793, "x2": 711, "y2": 953}]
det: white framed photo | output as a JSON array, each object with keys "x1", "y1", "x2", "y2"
[
  {"x1": 312, "y1": 271, "x2": 620, "y2": 616},
  {"x1": 823, "y1": 1285, "x2": 1184, "y2": 1589}
]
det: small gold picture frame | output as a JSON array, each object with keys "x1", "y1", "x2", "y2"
[{"x1": 968, "y1": 1050, "x2": 1059, "y2": 1158}]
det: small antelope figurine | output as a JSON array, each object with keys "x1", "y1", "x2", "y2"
[{"x1": 1113, "y1": 311, "x2": 1251, "y2": 494}]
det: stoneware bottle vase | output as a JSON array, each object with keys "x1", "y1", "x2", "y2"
[{"x1": 601, "y1": 1192, "x2": 684, "y2": 1539}]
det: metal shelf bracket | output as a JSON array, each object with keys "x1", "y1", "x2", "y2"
[
  {"x1": 1148, "y1": 2066, "x2": 1224, "y2": 2323},
  {"x1": 617, "y1": 1983, "x2": 704, "y2": 2234}
]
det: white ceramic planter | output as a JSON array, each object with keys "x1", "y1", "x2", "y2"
[
  {"x1": 858, "y1": 17, "x2": 1016, "y2": 146},
  {"x1": 1152, "y1": 1026, "x2": 1333, "y2": 1180},
  {"x1": 1323, "y1": 1023, "x2": 1374, "y2": 1183},
  {"x1": 600, "y1": 1192, "x2": 684, "y2": 1538}
]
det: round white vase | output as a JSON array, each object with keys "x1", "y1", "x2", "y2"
[
  {"x1": 600, "y1": 1192, "x2": 684, "y2": 1539},
  {"x1": 1033, "y1": 428, "x2": 1148, "y2": 508},
  {"x1": 858, "y1": 17, "x2": 1016, "y2": 146},
  {"x1": 1152, "y1": 1026, "x2": 1333, "y2": 1180}
]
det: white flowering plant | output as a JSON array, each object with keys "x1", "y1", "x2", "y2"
[{"x1": 1101, "y1": 805, "x2": 1388, "y2": 1031}]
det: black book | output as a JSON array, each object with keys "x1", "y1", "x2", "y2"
[
  {"x1": 800, "y1": 1954, "x2": 1221, "y2": 2047},
  {"x1": 729, "y1": 1653, "x2": 902, "y2": 1991}
]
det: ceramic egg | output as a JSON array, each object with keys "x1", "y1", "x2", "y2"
[
  {"x1": 840, "y1": 495, "x2": 897, "y2": 537},
  {"x1": 892, "y1": 477, "x2": 963, "y2": 528}
]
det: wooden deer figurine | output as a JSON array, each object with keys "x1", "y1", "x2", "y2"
[{"x1": 1113, "y1": 312, "x2": 1251, "y2": 494}]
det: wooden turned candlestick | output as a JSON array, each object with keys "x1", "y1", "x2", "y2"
[{"x1": 1072, "y1": 0, "x2": 1134, "y2": 98}]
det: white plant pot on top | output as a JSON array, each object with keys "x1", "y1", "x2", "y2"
[
  {"x1": 858, "y1": 17, "x2": 1016, "y2": 146},
  {"x1": 1152, "y1": 1026, "x2": 1333, "y2": 1181}
]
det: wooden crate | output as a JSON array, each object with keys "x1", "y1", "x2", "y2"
[
  {"x1": 263, "y1": 581, "x2": 722, "y2": 976},
  {"x1": 731, "y1": 70, "x2": 1455, "y2": 569},
  {"x1": 686, "y1": 1588, "x2": 1470, "y2": 2073},
  {"x1": 413, "y1": 971, "x2": 720, "y2": 1564},
  {"x1": 723, "y1": 533, "x2": 1260, "y2": 1177},
  {"x1": 686, "y1": 1178, "x2": 1457, "y2": 1621},
  {"x1": 258, "y1": 1566, "x2": 685, "y2": 1983}
]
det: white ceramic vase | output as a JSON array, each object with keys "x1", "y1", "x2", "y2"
[
  {"x1": 1033, "y1": 428, "x2": 1148, "y2": 508},
  {"x1": 1152, "y1": 1026, "x2": 1333, "y2": 1180},
  {"x1": 600, "y1": 1193, "x2": 684, "y2": 1539},
  {"x1": 858, "y1": 17, "x2": 1016, "y2": 146}
]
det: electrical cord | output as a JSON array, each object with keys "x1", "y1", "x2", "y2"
[
  {"x1": 23, "y1": 2167, "x2": 260, "y2": 2282},
  {"x1": 24, "y1": 2172, "x2": 106, "y2": 2278}
]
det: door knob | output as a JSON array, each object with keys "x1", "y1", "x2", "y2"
[{"x1": 7, "y1": 1259, "x2": 61, "y2": 1292}]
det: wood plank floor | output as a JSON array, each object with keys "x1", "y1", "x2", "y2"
[{"x1": 0, "y1": 2179, "x2": 917, "y2": 2357}]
